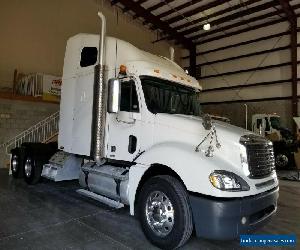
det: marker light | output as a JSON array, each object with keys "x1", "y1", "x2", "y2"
[
  {"x1": 203, "y1": 23, "x2": 211, "y2": 31},
  {"x1": 119, "y1": 65, "x2": 127, "y2": 74}
]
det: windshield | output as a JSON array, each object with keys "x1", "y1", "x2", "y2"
[
  {"x1": 270, "y1": 117, "x2": 281, "y2": 129},
  {"x1": 140, "y1": 76, "x2": 202, "y2": 116}
]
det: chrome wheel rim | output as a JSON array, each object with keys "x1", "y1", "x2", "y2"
[
  {"x1": 145, "y1": 191, "x2": 174, "y2": 237},
  {"x1": 24, "y1": 158, "x2": 32, "y2": 177},
  {"x1": 12, "y1": 155, "x2": 18, "y2": 172}
]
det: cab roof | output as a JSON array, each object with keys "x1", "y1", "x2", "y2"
[{"x1": 68, "y1": 34, "x2": 202, "y2": 90}]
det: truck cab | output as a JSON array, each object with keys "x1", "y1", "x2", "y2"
[
  {"x1": 10, "y1": 30, "x2": 279, "y2": 249},
  {"x1": 252, "y1": 114, "x2": 282, "y2": 139},
  {"x1": 59, "y1": 33, "x2": 279, "y2": 248}
]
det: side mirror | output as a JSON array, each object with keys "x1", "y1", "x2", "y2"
[{"x1": 107, "y1": 78, "x2": 121, "y2": 113}]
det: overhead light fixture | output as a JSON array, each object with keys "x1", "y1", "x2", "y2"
[{"x1": 203, "y1": 23, "x2": 211, "y2": 31}]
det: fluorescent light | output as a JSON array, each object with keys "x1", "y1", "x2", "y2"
[{"x1": 203, "y1": 23, "x2": 211, "y2": 31}]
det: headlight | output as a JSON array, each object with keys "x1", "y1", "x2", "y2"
[{"x1": 209, "y1": 170, "x2": 250, "y2": 191}]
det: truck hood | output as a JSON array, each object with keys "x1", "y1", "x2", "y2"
[
  {"x1": 154, "y1": 113, "x2": 254, "y2": 173},
  {"x1": 155, "y1": 113, "x2": 251, "y2": 144}
]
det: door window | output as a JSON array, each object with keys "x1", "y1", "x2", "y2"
[
  {"x1": 265, "y1": 118, "x2": 270, "y2": 131},
  {"x1": 120, "y1": 80, "x2": 139, "y2": 112},
  {"x1": 80, "y1": 47, "x2": 98, "y2": 67},
  {"x1": 256, "y1": 119, "x2": 262, "y2": 129}
]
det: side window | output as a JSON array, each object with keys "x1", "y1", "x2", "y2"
[
  {"x1": 80, "y1": 47, "x2": 98, "y2": 67},
  {"x1": 120, "y1": 80, "x2": 139, "y2": 112},
  {"x1": 256, "y1": 119, "x2": 262, "y2": 129}
]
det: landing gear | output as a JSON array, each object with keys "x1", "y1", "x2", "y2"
[{"x1": 138, "y1": 175, "x2": 193, "y2": 249}]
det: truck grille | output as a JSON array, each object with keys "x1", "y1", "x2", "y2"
[{"x1": 240, "y1": 135, "x2": 275, "y2": 178}]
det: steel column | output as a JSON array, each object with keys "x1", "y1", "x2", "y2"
[
  {"x1": 279, "y1": 0, "x2": 298, "y2": 117},
  {"x1": 189, "y1": 45, "x2": 196, "y2": 78}
]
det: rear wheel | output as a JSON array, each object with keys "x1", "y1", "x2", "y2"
[
  {"x1": 23, "y1": 155, "x2": 42, "y2": 185},
  {"x1": 11, "y1": 152, "x2": 22, "y2": 178},
  {"x1": 138, "y1": 175, "x2": 193, "y2": 249}
]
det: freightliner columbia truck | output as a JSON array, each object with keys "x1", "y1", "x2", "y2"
[{"x1": 10, "y1": 13, "x2": 279, "y2": 249}]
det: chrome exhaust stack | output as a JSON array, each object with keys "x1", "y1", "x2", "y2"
[{"x1": 91, "y1": 12, "x2": 107, "y2": 164}]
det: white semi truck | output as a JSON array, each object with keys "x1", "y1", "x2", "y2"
[{"x1": 10, "y1": 13, "x2": 279, "y2": 249}]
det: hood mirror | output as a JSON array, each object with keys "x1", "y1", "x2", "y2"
[{"x1": 202, "y1": 114, "x2": 212, "y2": 130}]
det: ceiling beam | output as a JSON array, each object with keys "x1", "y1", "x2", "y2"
[
  {"x1": 189, "y1": 6, "x2": 289, "y2": 41},
  {"x1": 156, "y1": 0, "x2": 201, "y2": 20},
  {"x1": 165, "y1": 0, "x2": 228, "y2": 25},
  {"x1": 147, "y1": 0, "x2": 175, "y2": 13},
  {"x1": 111, "y1": 0, "x2": 119, "y2": 6},
  {"x1": 278, "y1": 0, "x2": 297, "y2": 22},
  {"x1": 115, "y1": 0, "x2": 194, "y2": 49},
  {"x1": 189, "y1": 45, "x2": 197, "y2": 78},
  {"x1": 183, "y1": 1, "x2": 282, "y2": 37},
  {"x1": 195, "y1": 17, "x2": 288, "y2": 45},
  {"x1": 156, "y1": 0, "x2": 282, "y2": 42},
  {"x1": 130, "y1": 0, "x2": 148, "y2": 18},
  {"x1": 137, "y1": 0, "x2": 148, "y2": 4},
  {"x1": 142, "y1": 0, "x2": 176, "y2": 26},
  {"x1": 174, "y1": 0, "x2": 257, "y2": 31}
]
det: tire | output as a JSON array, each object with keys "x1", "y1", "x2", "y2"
[
  {"x1": 138, "y1": 175, "x2": 193, "y2": 249},
  {"x1": 11, "y1": 151, "x2": 22, "y2": 178},
  {"x1": 23, "y1": 154, "x2": 42, "y2": 185},
  {"x1": 275, "y1": 153, "x2": 289, "y2": 169}
]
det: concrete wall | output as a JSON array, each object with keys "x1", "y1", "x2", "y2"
[
  {"x1": 0, "y1": 0, "x2": 181, "y2": 89},
  {"x1": 0, "y1": 99, "x2": 59, "y2": 167},
  {"x1": 182, "y1": 19, "x2": 300, "y2": 130}
]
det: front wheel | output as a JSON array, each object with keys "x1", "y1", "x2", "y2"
[
  {"x1": 23, "y1": 155, "x2": 42, "y2": 185},
  {"x1": 138, "y1": 175, "x2": 193, "y2": 249}
]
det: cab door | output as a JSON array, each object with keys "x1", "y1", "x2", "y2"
[{"x1": 106, "y1": 78, "x2": 142, "y2": 161}]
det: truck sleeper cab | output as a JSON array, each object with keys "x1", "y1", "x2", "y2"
[{"x1": 10, "y1": 30, "x2": 279, "y2": 250}]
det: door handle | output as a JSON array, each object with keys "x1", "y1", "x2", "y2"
[{"x1": 128, "y1": 135, "x2": 137, "y2": 154}]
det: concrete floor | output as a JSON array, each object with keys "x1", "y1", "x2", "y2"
[{"x1": 0, "y1": 169, "x2": 299, "y2": 250}]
